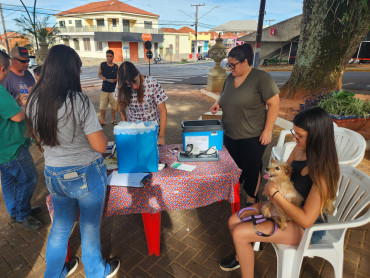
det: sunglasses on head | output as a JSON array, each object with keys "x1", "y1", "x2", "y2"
[{"x1": 14, "y1": 57, "x2": 30, "y2": 64}]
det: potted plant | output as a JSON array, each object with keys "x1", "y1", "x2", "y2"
[{"x1": 296, "y1": 90, "x2": 370, "y2": 131}]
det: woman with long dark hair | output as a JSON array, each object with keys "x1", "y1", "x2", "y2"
[
  {"x1": 117, "y1": 61, "x2": 168, "y2": 145},
  {"x1": 219, "y1": 107, "x2": 340, "y2": 277},
  {"x1": 26, "y1": 45, "x2": 119, "y2": 278},
  {"x1": 210, "y1": 43, "x2": 280, "y2": 204}
]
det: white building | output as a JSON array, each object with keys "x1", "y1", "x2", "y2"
[{"x1": 55, "y1": 0, "x2": 163, "y2": 64}]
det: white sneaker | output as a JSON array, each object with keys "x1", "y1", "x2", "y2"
[
  {"x1": 106, "y1": 258, "x2": 120, "y2": 278},
  {"x1": 66, "y1": 258, "x2": 79, "y2": 277}
]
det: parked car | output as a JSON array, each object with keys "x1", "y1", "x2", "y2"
[
  {"x1": 198, "y1": 52, "x2": 208, "y2": 60},
  {"x1": 220, "y1": 58, "x2": 228, "y2": 68},
  {"x1": 28, "y1": 58, "x2": 38, "y2": 69}
]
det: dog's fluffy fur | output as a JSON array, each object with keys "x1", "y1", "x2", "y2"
[{"x1": 261, "y1": 160, "x2": 303, "y2": 230}]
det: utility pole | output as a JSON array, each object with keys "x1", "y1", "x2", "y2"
[
  {"x1": 0, "y1": 4, "x2": 10, "y2": 54},
  {"x1": 191, "y1": 3, "x2": 205, "y2": 61},
  {"x1": 265, "y1": 19, "x2": 275, "y2": 26},
  {"x1": 253, "y1": 0, "x2": 266, "y2": 68}
]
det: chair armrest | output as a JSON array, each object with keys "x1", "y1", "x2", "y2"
[
  {"x1": 276, "y1": 130, "x2": 292, "y2": 147},
  {"x1": 297, "y1": 212, "x2": 370, "y2": 252}
]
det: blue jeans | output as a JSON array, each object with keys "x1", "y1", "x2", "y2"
[
  {"x1": 0, "y1": 146, "x2": 38, "y2": 222},
  {"x1": 44, "y1": 157, "x2": 111, "y2": 278}
]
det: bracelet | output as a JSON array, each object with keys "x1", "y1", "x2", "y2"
[{"x1": 272, "y1": 190, "x2": 280, "y2": 199}]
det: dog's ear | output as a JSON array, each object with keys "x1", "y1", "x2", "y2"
[
  {"x1": 270, "y1": 157, "x2": 276, "y2": 164},
  {"x1": 284, "y1": 165, "x2": 292, "y2": 176}
]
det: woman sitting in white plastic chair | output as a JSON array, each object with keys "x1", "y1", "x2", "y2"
[{"x1": 219, "y1": 107, "x2": 340, "y2": 277}]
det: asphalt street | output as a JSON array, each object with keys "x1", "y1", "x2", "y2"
[{"x1": 81, "y1": 61, "x2": 370, "y2": 93}]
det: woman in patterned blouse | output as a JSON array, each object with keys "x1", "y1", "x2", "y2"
[{"x1": 117, "y1": 61, "x2": 168, "y2": 145}]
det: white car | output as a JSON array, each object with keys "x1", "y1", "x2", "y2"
[
  {"x1": 28, "y1": 58, "x2": 38, "y2": 69},
  {"x1": 220, "y1": 58, "x2": 228, "y2": 68}
]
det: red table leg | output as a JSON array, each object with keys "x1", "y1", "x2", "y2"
[
  {"x1": 142, "y1": 212, "x2": 161, "y2": 256},
  {"x1": 231, "y1": 182, "x2": 240, "y2": 214},
  {"x1": 65, "y1": 240, "x2": 71, "y2": 262}
]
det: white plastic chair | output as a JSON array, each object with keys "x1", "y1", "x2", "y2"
[
  {"x1": 270, "y1": 126, "x2": 366, "y2": 166},
  {"x1": 273, "y1": 164, "x2": 370, "y2": 278}
]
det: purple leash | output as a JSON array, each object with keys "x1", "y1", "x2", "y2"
[{"x1": 237, "y1": 207, "x2": 278, "y2": 237}]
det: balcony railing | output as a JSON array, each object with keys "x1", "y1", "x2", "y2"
[{"x1": 59, "y1": 25, "x2": 162, "y2": 34}]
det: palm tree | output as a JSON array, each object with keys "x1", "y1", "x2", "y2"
[
  {"x1": 17, "y1": 0, "x2": 38, "y2": 50},
  {"x1": 14, "y1": 15, "x2": 59, "y2": 50}
]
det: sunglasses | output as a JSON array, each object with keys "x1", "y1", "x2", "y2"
[
  {"x1": 14, "y1": 57, "x2": 30, "y2": 64},
  {"x1": 226, "y1": 61, "x2": 240, "y2": 69},
  {"x1": 290, "y1": 129, "x2": 300, "y2": 144},
  {"x1": 125, "y1": 75, "x2": 141, "y2": 88}
]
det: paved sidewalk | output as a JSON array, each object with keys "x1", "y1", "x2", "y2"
[{"x1": 0, "y1": 84, "x2": 369, "y2": 278}]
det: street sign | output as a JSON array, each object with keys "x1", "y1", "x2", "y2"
[
  {"x1": 144, "y1": 41, "x2": 152, "y2": 50},
  {"x1": 142, "y1": 33, "x2": 152, "y2": 41},
  {"x1": 146, "y1": 50, "x2": 153, "y2": 60}
]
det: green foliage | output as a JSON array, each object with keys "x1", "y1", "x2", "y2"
[
  {"x1": 14, "y1": 15, "x2": 59, "y2": 48},
  {"x1": 317, "y1": 90, "x2": 370, "y2": 118},
  {"x1": 181, "y1": 58, "x2": 188, "y2": 63},
  {"x1": 327, "y1": 0, "x2": 369, "y2": 41}
]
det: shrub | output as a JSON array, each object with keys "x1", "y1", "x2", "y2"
[{"x1": 295, "y1": 90, "x2": 370, "y2": 118}]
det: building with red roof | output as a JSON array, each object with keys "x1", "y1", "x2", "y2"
[
  {"x1": 55, "y1": 0, "x2": 163, "y2": 63},
  {"x1": 0, "y1": 32, "x2": 29, "y2": 52}
]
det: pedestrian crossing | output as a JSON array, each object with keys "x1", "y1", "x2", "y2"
[
  {"x1": 80, "y1": 76, "x2": 102, "y2": 87},
  {"x1": 80, "y1": 74, "x2": 208, "y2": 87}
]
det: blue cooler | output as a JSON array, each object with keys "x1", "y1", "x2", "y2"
[
  {"x1": 114, "y1": 121, "x2": 158, "y2": 173},
  {"x1": 182, "y1": 120, "x2": 223, "y2": 151}
]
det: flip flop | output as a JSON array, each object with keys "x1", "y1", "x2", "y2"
[
  {"x1": 112, "y1": 121, "x2": 118, "y2": 125},
  {"x1": 100, "y1": 122, "x2": 106, "y2": 126}
]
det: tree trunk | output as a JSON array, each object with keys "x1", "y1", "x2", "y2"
[{"x1": 280, "y1": 0, "x2": 370, "y2": 99}]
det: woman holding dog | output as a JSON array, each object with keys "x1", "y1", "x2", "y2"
[
  {"x1": 210, "y1": 43, "x2": 280, "y2": 204},
  {"x1": 219, "y1": 107, "x2": 340, "y2": 277}
]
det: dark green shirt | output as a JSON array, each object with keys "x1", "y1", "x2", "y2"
[
  {"x1": 219, "y1": 68, "x2": 279, "y2": 139},
  {"x1": 0, "y1": 85, "x2": 29, "y2": 163}
]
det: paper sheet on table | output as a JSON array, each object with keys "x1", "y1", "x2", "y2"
[{"x1": 107, "y1": 171, "x2": 150, "y2": 187}]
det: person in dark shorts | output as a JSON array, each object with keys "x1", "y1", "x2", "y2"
[{"x1": 98, "y1": 49, "x2": 118, "y2": 125}]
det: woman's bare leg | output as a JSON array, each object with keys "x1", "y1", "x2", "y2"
[{"x1": 228, "y1": 205, "x2": 304, "y2": 278}]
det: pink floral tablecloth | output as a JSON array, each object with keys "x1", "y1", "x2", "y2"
[{"x1": 46, "y1": 144, "x2": 241, "y2": 217}]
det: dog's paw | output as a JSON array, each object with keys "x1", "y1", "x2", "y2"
[
  {"x1": 273, "y1": 217, "x2": 287, "y2": 231},
  {"x1": 261, "y1": 205, "x2": 272, "y2": 218}
]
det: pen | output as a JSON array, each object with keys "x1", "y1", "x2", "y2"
[{"x1": 168, "y1": 149, "x2": 175, "y2": 155}]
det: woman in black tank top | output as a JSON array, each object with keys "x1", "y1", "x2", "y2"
[{"x1": 219, "y1": 107, "x2": 340, "y2": 277}]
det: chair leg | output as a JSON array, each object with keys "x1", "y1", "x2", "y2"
[
  {"x1": 274, "y1": 246, "x2": 299, "y2": 278},
  {"x1": 324, "y1": 247, "x2": 343, "y2": 278}
]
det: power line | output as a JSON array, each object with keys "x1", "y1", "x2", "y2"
[{"x1": 265, "y1": 19, "x2": 275, "y2": 26}]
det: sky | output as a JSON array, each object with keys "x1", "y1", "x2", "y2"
[{"x1": 0, "y1": 0, "x2": 304, "y2": 33}]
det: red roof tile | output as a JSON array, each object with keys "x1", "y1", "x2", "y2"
[
  {"x1": 56, "y1": 0, "x2": 158, "y2": 17},
  {"x1": 161, "y1": 27, "x2": 178, "y2": 33},
  {"x1": 177, "y1": 27, "x2": 195, "y2": 34},
  {"x1": 222, "y1": 32, "x2": 237, "y2": 39}
]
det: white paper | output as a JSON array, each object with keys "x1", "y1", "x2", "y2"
[
  {"x1": 107, "y1": 171, "x2": 150, "y2": 187},
  {"x1": 170, "y1": 162, "x2": 196, "y2": 172},
  {"x1": 185, "y1": 136, "x2": 209, "y2": 151}
]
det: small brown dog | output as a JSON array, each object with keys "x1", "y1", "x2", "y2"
[{"x1": 261, "y1": 160, "x2": 303, "y2": 230}]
